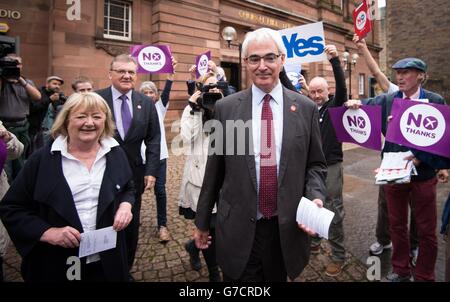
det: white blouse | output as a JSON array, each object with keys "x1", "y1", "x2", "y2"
[{"x1": 51, "y1": 135, "x2": 119, "y2": 262}]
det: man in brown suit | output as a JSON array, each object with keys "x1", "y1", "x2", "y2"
[{"x1": 194, "y1": 27, "x2": 327, "y2": 281}]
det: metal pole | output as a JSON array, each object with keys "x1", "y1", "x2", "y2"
[
  {"x1": 238, "y1": 43, "x2": 242, "y2": 91},
  {"x1": 348, "y1": 62, "x2": 352, "y2": 99}
]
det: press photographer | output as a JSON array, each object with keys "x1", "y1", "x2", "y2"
[
  {"x1": 0, "y1": 45, "x2": 41, "y2": 180},
  {"x1": 178, "y1": 71, "x2": 225, "y2": 282},
  {"x1": 186, "y1": 64, "x2": 235, "y2": 97},
  {"x1": 188, "y1": 73, "x2": 227, "y2": 122},
  {"x1": 29, "y1": 76, "x2": 66, "y2": 154}
]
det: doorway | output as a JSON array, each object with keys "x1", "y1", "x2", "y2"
[{"x1": 221, "y1": 62, "x2": 239, "y2": 91}]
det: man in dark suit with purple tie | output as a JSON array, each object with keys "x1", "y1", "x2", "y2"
[
  {"x1": 97, "y1": 54, "x2": 160, "y2": 277},
  {"x1": 194, "y1": 28, "x2": 327, "y2": 281}
]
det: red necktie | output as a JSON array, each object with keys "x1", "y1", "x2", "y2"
[{"x1": 259, "y1": 94, "x2": 277, "y2": 218}]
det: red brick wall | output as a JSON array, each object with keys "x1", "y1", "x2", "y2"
[
  {"x1": 0, "y1": 0, "x2": 50, "y2": 88},
  {"x1": 387, "y1": 0, "x2": 450, "y2": 101},
  {"x1": 50, "y1": 0, "x2": 153, "y2": 95}
]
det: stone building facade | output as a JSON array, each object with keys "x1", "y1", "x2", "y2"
[
  {"x1": 386, "y1": 0, "x2": 450, "y2": 101},
  {"x1": 0, "y1": 0, "x2": 383, "y2": 139}
]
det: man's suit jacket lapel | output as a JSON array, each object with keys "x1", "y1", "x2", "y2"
[
  {"x1": 239, "y1": 87, "x2": 297, "y2": 190},
  {"x1": 238, "y1": 89, "x2": 257, "y2": 193},
  {"x1": 278, "y1": 88, "x2": 298, "y2": 188},
  {"x1": 103, "y1": 87, "x2": 115, "y2": 122},
  {"x1": 103, "y1": 87, "x2": 124, "y2": 144}
]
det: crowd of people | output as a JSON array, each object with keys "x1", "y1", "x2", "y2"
[{"x1": 0, "y1": 27, "x2": 448, "y2": 282}]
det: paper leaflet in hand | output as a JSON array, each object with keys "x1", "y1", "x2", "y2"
[
  {"x1": 296, "y1": 197, "x2": 334, "y2": 239},
  {"x1": 375, "y1": 151, "x2": 418, "y2": 184}
]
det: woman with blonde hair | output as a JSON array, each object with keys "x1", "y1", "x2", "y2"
[{"x1": 0, "y1": 92, "x2": 135, "y2": 282}]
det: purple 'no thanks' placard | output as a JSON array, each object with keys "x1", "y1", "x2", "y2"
[
  {"x1": 386, "y1": 98, "x2": 450, "y2": 157},
  {"x1": 195, "y1": 51, "x2": 211, "y2": 79},
  {"x1": 130, "y1": 44, "x2": 173, "y2": 74},
  {"x1": 328, "y1": 105, "x2": 382, "y2": 150}
]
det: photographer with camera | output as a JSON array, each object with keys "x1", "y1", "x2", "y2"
[
  {"x1": 186, "y1": 64, "x2": 236, "y2": 97},
  {"x1": 0, "y1": 54, "x2": 41, "y2": 181},
  {"x1": 28, "y1": 76, "x2": 66, "y2": 154},
  {"x1": 179, "y1": 71, "x2": 224, "y2": 282},
  {"x1": 188, "y1": 78, "x2": 227, "y2": 123}
]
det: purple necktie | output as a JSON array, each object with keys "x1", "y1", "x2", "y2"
[
  {"x1": 120, "y1": 94, "x2": 132, "y2": 136},
  {"x1": 259, "y1": 94, "x2": 277, "y2": 218}
]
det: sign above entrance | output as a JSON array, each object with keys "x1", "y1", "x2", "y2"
[
  {"x1": 237, "y1": 10, "x2": 293, "y2": 29},
  {"x1": 0, "y1": 9, "x2": 21, "y2": 20}
]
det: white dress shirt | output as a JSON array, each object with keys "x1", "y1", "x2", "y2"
[
  {"x1": 155, "y1": 100, "x2": 169, "y2": 160},
  {"x1": 252, "y1": 81, "x2": 284, "y2": 186},
  {"x1": 387, "y1": 82, "x2": 399, "y2": 94},
  {"x1": 111, "y1": 87, "x2": 134, "y2": 140},
  {"x1": 51, "y1": 135, "x2": 119, "y2": 263},
  {"x1": 141, "y1": 98, "x2": 168, "y2": 163},
  {"x1": 403, "y1": 86, "x2": 421, "y2": 100},
  {"x1": 252, "y1": 81, "x2": 284, "y2": 218}
]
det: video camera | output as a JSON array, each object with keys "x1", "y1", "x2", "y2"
[
  {"x1": 195, "y1": 81, "x2": 228, "y2": 111},
  {"x1": 0, "y1": 36, "x2": 20, "y2": 79}
]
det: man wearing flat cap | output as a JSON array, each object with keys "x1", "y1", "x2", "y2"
[
  {"x1": 28, "y1": 75, "x2": 66, "y2": 154},
  {"x1": 346, "y1": 57, "x2": 445, "y2": 282}
]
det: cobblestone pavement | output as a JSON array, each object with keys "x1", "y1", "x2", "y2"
[
  {"x1": 342, "y1": 147, "x2": 450, "y2": 281},
  {"x1": 3, "y1": 149, "x2": 370, "y2": 282}
]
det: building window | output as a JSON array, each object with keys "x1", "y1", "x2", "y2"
[
  {"x1": 342, "y1": 0, "x2": 349, "y2": 17},
  {"x1": 104, "y1": 0, "x2": 131, "y2": 41},
  {"x1": 369, "y1": 76, "x2": 377, "y2": 97},
  {"x1": 359, "y1": 74, "x2": 365, "y2": 96}
]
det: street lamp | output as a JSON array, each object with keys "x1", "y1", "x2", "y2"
[
  {"x1": 342, "y1": 51, "x2": 359, "y2": 99},
  {"x1": 221, "y1": 26, "x2": 242, "y2": 91}
]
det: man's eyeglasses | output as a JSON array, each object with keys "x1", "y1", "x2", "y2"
[
  {"x1": 111, "y1": 69, "x2": 137, "y2": 76},
  {"x1": 245, "y1": 53, "x2": 281, "y2": 65}
]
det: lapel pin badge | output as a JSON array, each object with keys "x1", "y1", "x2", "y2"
[
  {"x1": 137, "y1": 104, "x2": 142, "y2": 109},
  {"x1": 116, "y1": 184, "x2": 121, "y2": 190},
  {"x1": 290, "y1": 104, "x2": 297, "y2": 112}
]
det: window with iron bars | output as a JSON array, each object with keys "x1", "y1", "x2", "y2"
[{"x1": 104, "y1": 0, "x2": 132, "y2": 41}]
